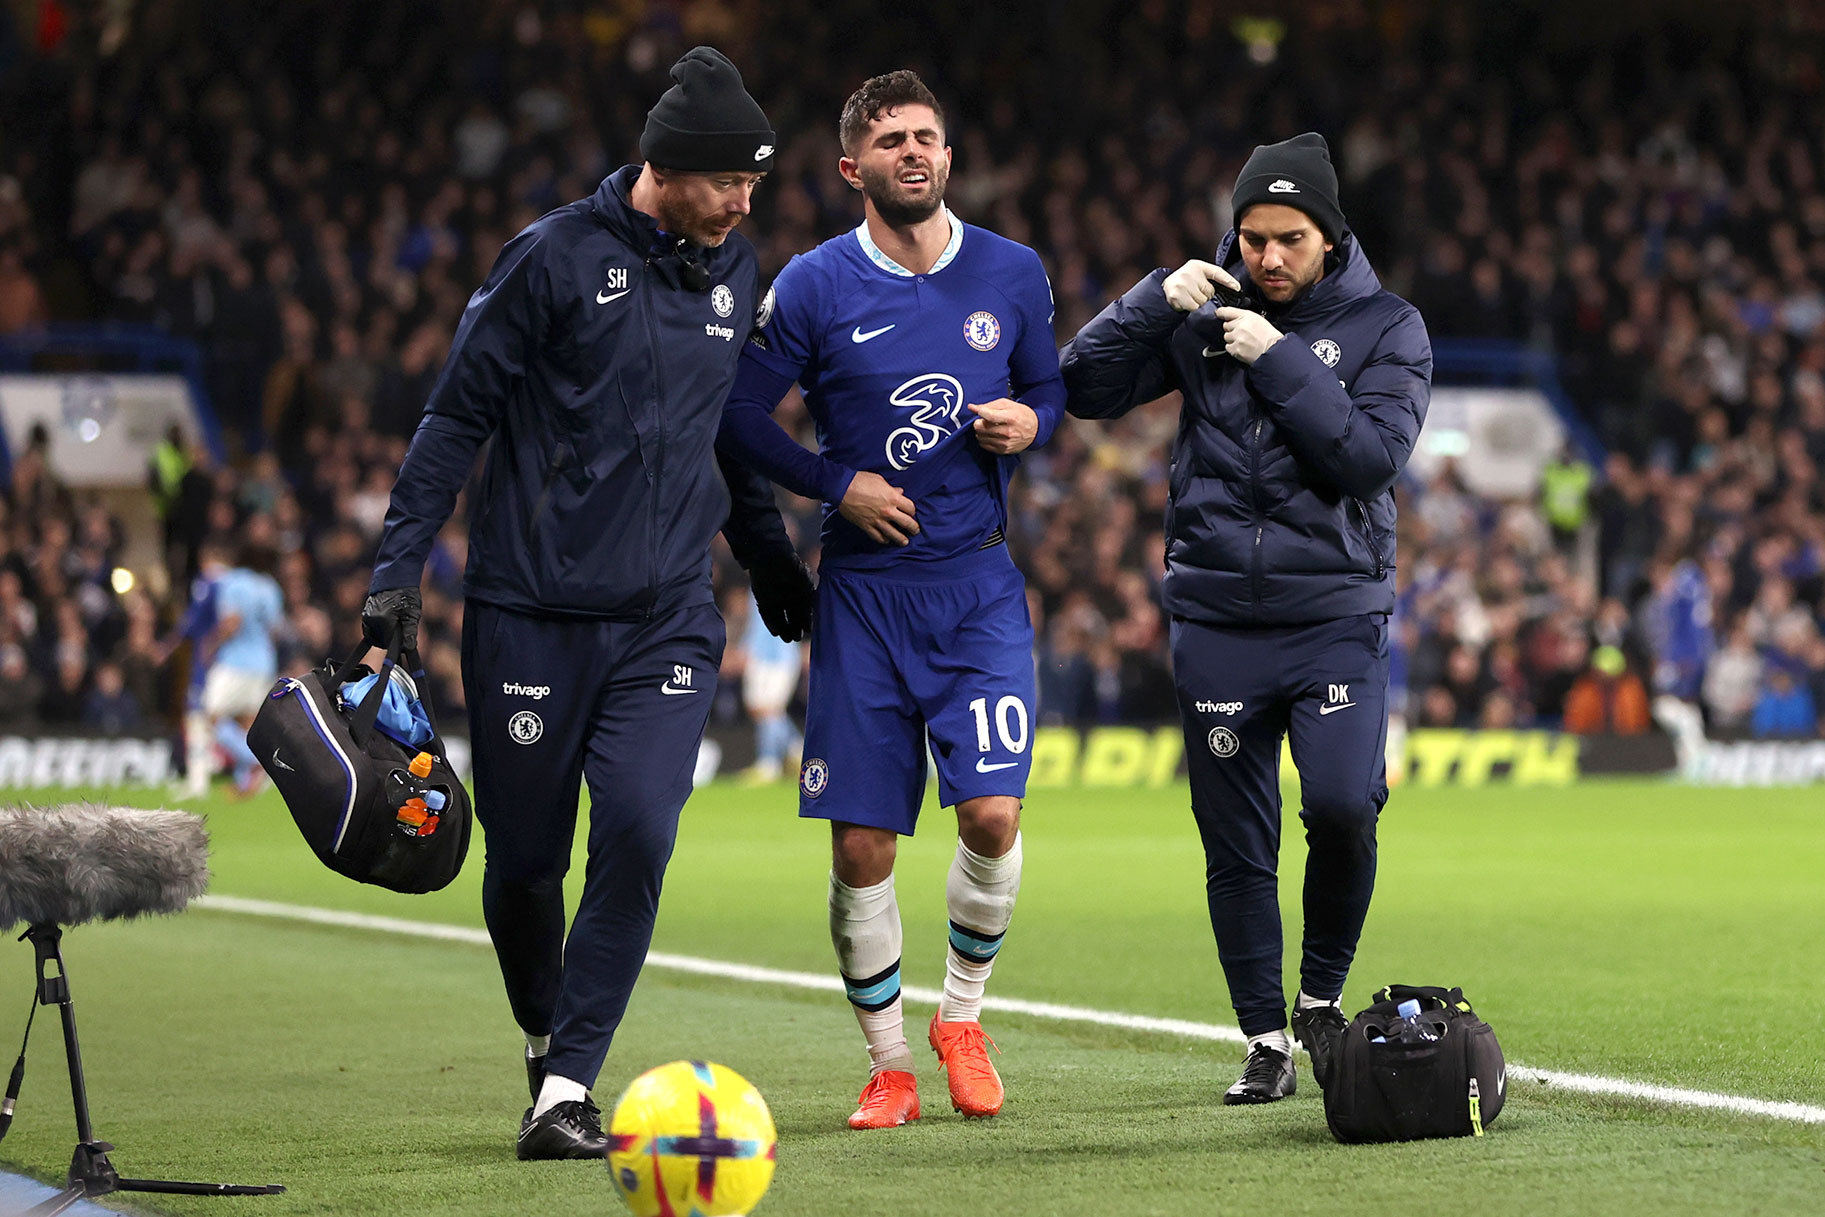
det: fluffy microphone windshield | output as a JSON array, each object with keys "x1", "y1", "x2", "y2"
[{"x1": 0, "y1": 804, "x2": 209, "y2": 930}]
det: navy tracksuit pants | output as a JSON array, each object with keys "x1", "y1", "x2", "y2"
[
  {"x1": 461, "y1": 599, "x2": 724, "y2": 1089},
  {"x1": 1170, "y1": 612, "x2": 1390, "y2": 1037}
]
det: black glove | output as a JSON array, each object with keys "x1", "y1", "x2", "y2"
[
  {"x1": 361, "y1": 587, "x2": 422, "y2": 651},
  {"x1": 748, "y1": 553, "x2": 816, "y2": 643}
]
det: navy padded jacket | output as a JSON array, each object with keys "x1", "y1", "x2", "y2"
[{"x1": 1061, "y1": 233, "x2": 1430, "y2": 627}]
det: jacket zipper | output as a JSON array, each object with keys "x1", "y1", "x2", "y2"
[
  {"x1": 640, "y1": 256, "x2": 666, "y2": 618},
  {"x1": 1352, "y1": 497, "x2": 1385, "y2": 577},
  {"x1": 1249, "y1": 415, "x2": 1264, "y2": 611}
]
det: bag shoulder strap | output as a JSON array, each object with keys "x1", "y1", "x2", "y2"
[
  {"x1": 345, "y1": 633, "x2": 403, "y2": 746},
  {"x1": 328, "y1": 632, "x2": 456, "y2": 761}
]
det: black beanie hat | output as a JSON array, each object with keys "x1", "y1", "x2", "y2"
[
  {"x1": 640, "y1": 47, "x2": 776, "y2": 172},
  {"x1": 1231, "y1": 132, "x2": 1345, "y2": 244}
]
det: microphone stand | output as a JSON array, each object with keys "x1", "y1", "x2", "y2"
[{"x1": 11, "y1": 924, "x2": 284, "y2": 1214}]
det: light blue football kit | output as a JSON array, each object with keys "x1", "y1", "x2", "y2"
[
  {"x1": 720, "y1": 211, "x2": 1065, "y2": 832},
  {"x1": 212, "y1": 567, "x2": 284, "y2": 679}
]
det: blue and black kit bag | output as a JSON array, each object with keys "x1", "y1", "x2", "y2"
[
  {"x1": 248, "y1": 632, "x2": 471, "y2": 894},
  {"x1": 1323, "y1": 984, "x2": 1507, "y2": 1144}
]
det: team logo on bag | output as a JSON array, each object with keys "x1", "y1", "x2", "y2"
[
  {"x1": 964, "y1": 311, "x2": 1000, "y2": 351},
  {"x1": 800, "y1": 757, "x2": 829, "y2": 797},
  {"x1": 1312, "y1": 338, "x2": 1341, "y2": 367},
  {"x1": 1207, "y1": 726, "x2": 1239, "y2": 758},
  {"x1": 509, "y1": 711, "x2": 544, "y2": 745}
]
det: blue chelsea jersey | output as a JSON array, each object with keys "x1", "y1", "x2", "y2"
[{"x1": 725, "y1": 211, "x2": 1065, "y2": 572}]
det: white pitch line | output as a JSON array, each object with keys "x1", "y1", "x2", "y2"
[{"x1": 193, "y1": 894, "x2": 1825, "y2": 1126}]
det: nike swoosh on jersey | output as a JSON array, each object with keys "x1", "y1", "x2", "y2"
[
  {"x1": 597, "y1": 289, "x2": 629, "y2": 304},
  {"x1": 975, "y1": 758, "x2": 1019, "y2": 773},
  {"x1": 1202, "y1": 346, "x2": 1224, "y2": 357},
  {"x1": 1318, "y1": 702, "x2": 1356, "y2": 715},
  {"x1": 851, "y1": 324, "x2": 895, "y2": 343},
  {"x1": 660, "y1": 683, "x2": 699, "y2": 696}
]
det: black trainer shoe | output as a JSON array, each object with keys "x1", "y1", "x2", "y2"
[
  {"x1": 516, "y1": 1098, "x2": 608, "y2": 1160},
  {"x1": 527, "y1": 1052, "x2": 547, "y2": 1102},
  {"x1": 1291, "y1": 1004, "x2": 1348, "y2": 1091},
  {"x1": 1222, "y1": 1044, "x2": 1296, "y2": 1105}
]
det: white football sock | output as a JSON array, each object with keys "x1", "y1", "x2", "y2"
[
  {"x1": 1248, "y1": 1030, "x2": 1292, "y2": 1057},
  {"x1": 532, "y1": 1072, "x2": 587, "y2": 1117},
  {"x1": 829, "y1": 872, "x2": 914, "y2": 1076},
  {"x1": 939, "y1": 832, "x2": 1022, "y2": 1025},
  {"x1": 180, "y1": 711, "x2": 213, "y2": 794},
  {"x1": 525, "y1": 1033, "x2": 550, "y2": 1057},
  {"x1": 1296, "y1": 990, "x2": 1341, "y2": 1011}
]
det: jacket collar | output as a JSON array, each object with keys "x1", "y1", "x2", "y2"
[
  {"x1": 1215, "y1": 230, "x2": 1381, "y2": 322},
  {"x1": 589, "y1": 165, "x2": 666, "y2": 252}
]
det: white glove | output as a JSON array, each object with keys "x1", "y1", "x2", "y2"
[
  {"x1": 1162, "y1": 260, "x2": 1241, "y2": 312},
  {"x1": 1213, "y1": 306, "x2": 1285, "y2": 365}
]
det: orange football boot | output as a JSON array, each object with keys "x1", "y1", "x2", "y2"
[
  {"x1": 847, "y1": 1069, "x2": 920, "y2": 1130},
  {"x1": 928, "y1": 1012, "x2": 1003, "y2": 1118}
]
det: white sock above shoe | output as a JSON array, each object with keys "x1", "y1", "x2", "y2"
[
  {"x1": 532, "y1": 1073, "x2": 587, "y2": 1118},
  {"x1": 829, "y1": 872, "x2": 915, "y2": 1076},
  {"x1": 1295, "y1": 990, "x2": 1341, "y2": 1011},
  {"x1": 1247, "y1": 1030, "x2": 1292, "y2": 1057},
  {"x1": 525, "y1": 1033, "x2": 551, "y2": 1057},
  {"x1": 939, "y1": 833, "x2": 1022, "y2": 1025}
]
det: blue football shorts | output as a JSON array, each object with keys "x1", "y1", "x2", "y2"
[{"x1": 797, "y1": 546, "x2": 1035, "y2": 834}]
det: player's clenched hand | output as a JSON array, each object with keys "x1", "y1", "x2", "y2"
[
  {"x1": 1163, "y1": 260, "x2": 1241, "y2": 312},
  {"x1": 1213, "y1": 306, "x2": 1285, "y2": 365},
  {"x1": 969, "y1": 398, "x2": 1038, "y2": 455},
  {"x1": 839, "y1": 470, "x2": 919, "y2": 546}
]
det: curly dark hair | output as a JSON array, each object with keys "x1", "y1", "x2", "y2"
[{"x1": 838, "y1": 70, "x2": 944, "y2": 155}]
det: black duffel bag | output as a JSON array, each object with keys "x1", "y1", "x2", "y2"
[
  {"x1": 247, "y1": 634, "x2": 471, "y2": 894},
  {"x1": 1323, "y1": 984, "x2": 1506, "y2": 1144}
]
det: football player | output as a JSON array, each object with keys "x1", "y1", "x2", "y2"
[{"x1": 718, "y1": 70, "x2": 1065, "y2": 1128}]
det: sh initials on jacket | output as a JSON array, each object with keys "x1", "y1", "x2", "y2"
[
  {"x1": 597, "y1": 267, "x2": 630, "y2": 304},
  {"x1": 661, "y1": 664, "x2": 699, "y2": 696},
  {"x1": 1319, "y1": 683, "x2": 1356, "y2": 715}
]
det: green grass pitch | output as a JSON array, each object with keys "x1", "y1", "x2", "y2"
[{"x1": 0, "y1": 777, "x2": 1821, "y2": 1215}]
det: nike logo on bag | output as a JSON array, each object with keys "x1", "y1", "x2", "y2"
[
  {"x1": 597, "y1": 289, "x2": 629, "y2": 304},
  {"x1": 976, "y1": 758, "x2": 1019, "y2": 773},
  {"x1": 271, "y1": 750, "x2": 295, "y2": 772},
  {"x1": 1318, "y1": 702, "x2": 1356, "y2": 716},
  {"x1": 851, "y1": 324, "x2": 895, "y2": 343},
  {"x1": 660, "y1": 682, "x2": 699, "y2": 696}
]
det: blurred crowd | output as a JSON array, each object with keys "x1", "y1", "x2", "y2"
[{"x1": 1, "y1": 0, "x2": 1823, "y2": 743}]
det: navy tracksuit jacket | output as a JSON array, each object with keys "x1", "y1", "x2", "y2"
[
  {"x1": 1062, "y1": 233, "x2": 1431, "y2": 1035},
  {"x1": 371, "y1": 166, "x2": 790, "y2": 1086}
]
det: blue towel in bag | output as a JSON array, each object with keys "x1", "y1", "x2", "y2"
[{"x1": 339, "y1": 667, "x2": 434, "y2": 749}]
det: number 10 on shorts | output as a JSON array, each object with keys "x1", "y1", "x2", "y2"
[{"x1": 969, "y1": 695, "x2": 1030, "y2": 754}]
